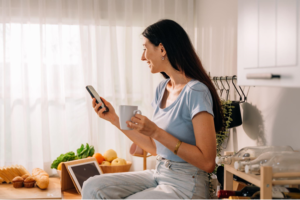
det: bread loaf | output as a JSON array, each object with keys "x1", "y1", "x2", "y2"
[
  {"x1": 0, "y1": 165, "x2": 29, "y2": 183},
  {"x1": 32, "y1": 168, "x2": 49, "y2": 189}
]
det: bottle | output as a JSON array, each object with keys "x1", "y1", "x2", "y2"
[
  {"x1": 218, "y1": 186, "x2": 260, "y2": 198},
  {"x1": 218, "y1": 186, "x2": 300, "y2": 198},
  {"x1": 245, "y1": 152, "x2": 300, "y2": 174},
  {"x1": 234, "y1": 151, "x2": 295, "y2": 172},
  {"x1": 216, "y1": 146, "x2": 294, "y2": 165}
]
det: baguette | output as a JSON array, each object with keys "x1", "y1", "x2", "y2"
[{"x1": 32, "y1": 168, "x2": 49, "y2": 189}]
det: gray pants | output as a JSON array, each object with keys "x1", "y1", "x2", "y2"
[{"x1": 82, "y1": 156, "x2": 209, "y2": 199}]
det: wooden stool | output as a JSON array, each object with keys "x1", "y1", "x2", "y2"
[{"x1": 132, "y1": 151, "x2": 152, "y2": 170}]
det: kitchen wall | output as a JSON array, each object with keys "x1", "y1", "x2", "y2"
[{"x1": 195, "y1": 0, "x2": 300, "y2": 153}]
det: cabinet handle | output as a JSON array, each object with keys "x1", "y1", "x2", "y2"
[{"x1": 246, "y1": 73, "x2": 281, "y2": 79}]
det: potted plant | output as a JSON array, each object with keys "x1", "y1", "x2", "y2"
[{"x1": 208, "y1": 99, "x2": 234, "y2": 198}]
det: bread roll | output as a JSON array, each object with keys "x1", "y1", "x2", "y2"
[{"x1": 32, "y1": 168, "x2": 49, "y2": 189}]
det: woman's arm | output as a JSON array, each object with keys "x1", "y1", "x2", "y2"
[
  {"x1": 153, "y1": 111, "x2": 216, "y2": 173},
  {"x1": 111, "y1": 116, "x2": 157, "y2": 156},
  {"x1": 128, "y1": 111, "x2": 216, "y2": 173},
  {"x1": 93, "y1": 98, "x2": 157, "y2": 156}
]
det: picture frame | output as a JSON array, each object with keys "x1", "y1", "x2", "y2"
[{"x1": 61, "y1": 157, "x2": 103, "y2": 194}]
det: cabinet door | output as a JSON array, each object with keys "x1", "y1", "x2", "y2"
[{"x1": 238, "y1": 0, "x2": 300, "y2": 87}]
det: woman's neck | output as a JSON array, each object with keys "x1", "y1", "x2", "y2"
[{"x1": 166, "y1": 72, "x2": 192, "y2": 90}]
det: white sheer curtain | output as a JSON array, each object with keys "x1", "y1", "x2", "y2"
[{"x1": 0, "y1": 0, "x2": 195, "y2": 174}]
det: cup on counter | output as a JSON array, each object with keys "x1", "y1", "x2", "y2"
[{"x1": 119, "y1": 105, "x2": 142, "y2": 130}]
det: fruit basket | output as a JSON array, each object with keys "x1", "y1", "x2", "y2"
[{"x1": 99, "y1": 161, "x2": 132, "y2": 173}]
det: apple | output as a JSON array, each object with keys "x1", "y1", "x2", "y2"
[
  {"x1": 111, "y1": 158, "x2": 127, "y2": 166},
  {"x1": 101, "y1": 161, "x2": 111, "y2": 166},
  {"x1": 103, "y1": 149, "x2": 117, "y2": 162}
]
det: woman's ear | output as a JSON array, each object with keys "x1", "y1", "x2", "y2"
[{"x1": 159, "y1": 43, "x2": 166, "y2": 57}]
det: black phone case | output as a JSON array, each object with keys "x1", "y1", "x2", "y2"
[{"x1": 86, "y1": 86, "x2": 109, "y2": 113}]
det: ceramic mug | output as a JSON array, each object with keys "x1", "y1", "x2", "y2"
[{"x1": 119, "y1": 105, "x2": 142, "y2": 130}]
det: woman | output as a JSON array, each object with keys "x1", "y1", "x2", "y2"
[{"x1": 82, "y1": 19, "x2": 224, "y2": 199}]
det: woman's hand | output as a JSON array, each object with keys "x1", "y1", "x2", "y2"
[
  {"x1": 92, "y1": 97, "x2": 119, "y2": 126},
  {"x1": 126, "y1": 114, "x2": 159, "y2": 138}
]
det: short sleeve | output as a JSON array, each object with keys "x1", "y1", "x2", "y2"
[{"x1": 188, "y1": 87, "x2": 214, "y2": 119}]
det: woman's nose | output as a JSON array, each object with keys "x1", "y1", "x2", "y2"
[{"x1": 141, "y1": 51, "x2": 146, "y2": 61}]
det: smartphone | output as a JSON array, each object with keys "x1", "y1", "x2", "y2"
[{"x1": 86, "y1": 85, "x2": 109, "y2": 113}]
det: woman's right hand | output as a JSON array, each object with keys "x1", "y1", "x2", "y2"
[{"x1": 92, "y1": 97, "x2": 119, "y2": 126}]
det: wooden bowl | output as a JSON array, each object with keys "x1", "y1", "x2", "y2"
[{"x1": 99, "y1": 161, "x2": 132, "y2": 173}]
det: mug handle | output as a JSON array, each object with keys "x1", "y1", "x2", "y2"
[{"x1": 133, "y1": 110, "x2": 142, "y2": 115}]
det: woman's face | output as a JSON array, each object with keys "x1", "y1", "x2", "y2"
[{"x1": 141, "y1": 37, "x2": 166, "y2": 73}]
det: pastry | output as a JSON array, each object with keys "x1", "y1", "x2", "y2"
[
  {"x1": 12, "y1": 176, "x2": 24, "y2": 188},
  {"x1": 24, "y1": 176, "x2": 36, "y2": 188}
]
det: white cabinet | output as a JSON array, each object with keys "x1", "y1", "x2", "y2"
[{"x1": 238, "y1": 0, "x2": 300, "y2": 87}]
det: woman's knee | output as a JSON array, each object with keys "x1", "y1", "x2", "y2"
[{"x1": 81, "y1": 175, "x2": 108, "y2": 199}]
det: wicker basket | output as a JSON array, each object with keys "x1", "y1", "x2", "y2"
[{"x1": 99, "y1": 161, "x2": 132, "y2": 173}]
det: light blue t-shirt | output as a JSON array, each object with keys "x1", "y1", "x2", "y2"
[{"x1": 151, "y1": 79, "x2": 214, "y2": 162}]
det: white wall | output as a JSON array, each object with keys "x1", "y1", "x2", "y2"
[{"x1": 195, "y1": 0, "x2": 300, "y2": 152}]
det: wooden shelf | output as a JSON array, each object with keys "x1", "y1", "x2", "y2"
[{"x1": 224, "y1": 164, "x2": 300, "y2": 199}]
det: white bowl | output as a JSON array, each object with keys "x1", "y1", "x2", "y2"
[{"x1": 57, "y1": 170, "x2": 62, "y2": 178}]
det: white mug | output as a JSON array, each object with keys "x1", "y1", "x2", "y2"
[{"x1": 119, "y1": 105, "x2": 142, "y2": 130}]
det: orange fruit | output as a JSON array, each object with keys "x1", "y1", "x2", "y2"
[{"x1": 93, "y1": 153, "x2": 105, "y2": 164}]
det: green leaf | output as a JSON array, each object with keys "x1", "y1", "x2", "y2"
[
  {"x1": 77, "y1": 144, "x2": 84, "y2": 155},
  {"x1": 88, "y1": 146, "x2": 95, "y2": 156},
  {"x1": 51, "y1": 151, "x2": 76, "y2": 169}
]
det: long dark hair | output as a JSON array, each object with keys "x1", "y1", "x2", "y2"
[{"x1": 142, "y1": 19, "x2": 224, "y2": 133}]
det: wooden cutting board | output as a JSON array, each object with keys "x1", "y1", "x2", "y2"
[{"x1": 0, "y1": 177, "x2": 62, "y2": 199}]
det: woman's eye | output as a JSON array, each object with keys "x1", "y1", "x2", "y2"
[{"x1": 143, "y1": 49, "x2": 146, "y2": 51}]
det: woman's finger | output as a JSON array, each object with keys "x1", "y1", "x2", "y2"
[
  {"x1": 126, "y1": 121, "x2": 138, "y2": 129},
  {"x1": 134, "y1": 113, "x2": 143, "y2": 119},
  {"x1": 92, "y1": 98, "x2": 97, "y2": 107},
  {"x1": 94, "y1": 102, "x2": 102, "y2": 112},
  {"x1": 130, "y1": 116, "x2": 141, "y2": 124},
  {"x1": 97, "y1": 106, "x2": 106, "y2": 117}
]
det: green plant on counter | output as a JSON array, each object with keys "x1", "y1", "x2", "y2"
[
  {"x1": 51, "y1": 151, "x2": 78, "y2": 169},
  {"x1": 77, "y1": 143, "x2": 95, "y2": 159},
  {"x1": 51, "y1": 143, "x2": 95, "y2": 169},
  {"x1": 208, "y1": 99, "x2": 234, "y2": 198}
]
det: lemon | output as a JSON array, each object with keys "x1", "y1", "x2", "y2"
[{"x1": 57, "y1": 162, "x2": 62, "y2": 170}]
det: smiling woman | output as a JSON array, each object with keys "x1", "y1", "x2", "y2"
[{"x1": 82, "y1": 19, "x2": 223, "y2": 199}]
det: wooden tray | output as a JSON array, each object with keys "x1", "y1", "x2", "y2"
[{"x1": 0, "y1": 177, "x2": 61, "y2": 199}]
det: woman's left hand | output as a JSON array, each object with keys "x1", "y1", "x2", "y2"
[{"x1": 126, "y1": 114, "x2": 159, "y2": 138}]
